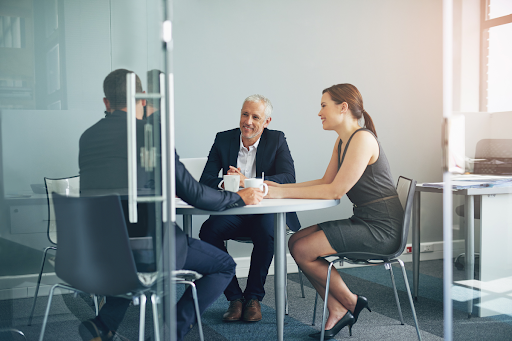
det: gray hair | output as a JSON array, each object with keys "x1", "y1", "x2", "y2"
[{"x1": 243, "y1": 94, "x2": 273, "y2": 119}]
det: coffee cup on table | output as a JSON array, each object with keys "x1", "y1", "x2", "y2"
[
  {"x1": 244, "y1": 178, "x2": 268, "y2": 196},
  {"x1": 218, "y1": 174, "x2": 240, "y2": 192}
]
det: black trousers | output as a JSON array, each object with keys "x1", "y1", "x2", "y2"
[{"x1": 199, "y1": 214, "x2": 274, "y2": 301}]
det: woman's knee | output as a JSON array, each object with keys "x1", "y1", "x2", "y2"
[
  {"x1": 289, "y1": 239, "x2": 311, "y2": 265},
  {"x1": 288, "y1": 232, "x2": 299, "y2": 248}
]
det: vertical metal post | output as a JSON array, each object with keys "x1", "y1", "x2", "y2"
[
  {"x1": 162, "y1": 1, "x2": 176, "y2": 337},
  {"x1": 159, "y1": 72, "x2": 168, "y2": 223},
  {"x1": 412, "y1": 191, "x2": 421, "y2": 300},
  {"x1": 274, "y1": 212, "x2": 286, "y2": 341},
  {"x1": 465, "y1": 194, "x2": 475, "y2": 317},
  {"x1": 127, "y1": 73, "x2": 138, "y2": 223},
  {"x1": 442, "y1": 1, "x2": 454, "y2": 339}
]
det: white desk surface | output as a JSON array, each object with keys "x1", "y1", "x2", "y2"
[
  {"x1": 416, "y1": 174, "x2": 512, "y2": 195},
  {"x1": 175, "y1": 198, "x2": 340, "y2": 215}
]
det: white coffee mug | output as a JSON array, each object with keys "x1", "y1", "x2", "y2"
[
  {"x1": 218, "y1": 174, "x2": 240, "y2": 192},
  {"x1": 244, "y1": 178, "x2": 268, "y2": 196}
]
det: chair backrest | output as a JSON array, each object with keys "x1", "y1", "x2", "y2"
[
  {"x1": 180, "y1": 157, "x2": 208, "y2": 181},
  {"x1": 45, "y1": 176, "x2": 80, "y2": 244},
  {"x1": 52, "y1": 193, "x2": 144, "y2": 296},
  {"x1": 393, "y1": 176, "x2": 417, "y2": 259},
  {"x1": 326, "y1": 176, "x2": 416, "y2": 263}
]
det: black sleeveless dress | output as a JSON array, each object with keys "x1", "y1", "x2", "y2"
[{"x1": 319, "y1": 128, "x2": 403, "y2": 255}]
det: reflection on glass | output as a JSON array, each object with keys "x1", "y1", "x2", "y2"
[
  {"x1": 488, "y1": 0, "x2": 512, "y2": 20},
  {"x1": 487, "y1": 23, "x2": 512, "y2": 112},
  {"x1": 0, "y1": 0, "x2": 167, "y2": 338},
  {"x1": 0, "y1": 16, "x2": 25, "y2": 48}
]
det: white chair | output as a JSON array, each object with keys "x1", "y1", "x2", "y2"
[
  {"x1": 180, "y1": 157, "x2": 208, "y2": 181},
  {"x1": 181, "y1": 157, "x2": 306, "y2": 312},
  {"x1": 28, "y1": 175, "x2": 84, "y2": 326}
]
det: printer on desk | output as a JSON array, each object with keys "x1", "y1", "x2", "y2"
[{"x1": 472, "y1": 139, "x2": 512, "y2": 175}]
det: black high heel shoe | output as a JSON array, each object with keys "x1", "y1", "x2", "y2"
[
  {"x1": 352, "y1": 295, "x2": 371, "y2": 323},
  {"x1": 308, "y1": 311, "x2": 355, "y2": 340}
]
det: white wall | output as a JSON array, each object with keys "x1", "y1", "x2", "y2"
[
  {"x1": 463, "y1": 111, "x2": 512, "y2": 156},
  {"x1": 172, "y1": 0, "x2": 445, "y2": 256},
  {"x1": 0, "y1": 0, "x2": 447, "y2": 267}
]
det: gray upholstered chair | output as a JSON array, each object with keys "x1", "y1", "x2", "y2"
[
  {"x1": 38, "y1": 194, "x2": 160, "y2": 341},
  {"x1": 311, "y1": 176, "x2": 421, "y2": 341}
]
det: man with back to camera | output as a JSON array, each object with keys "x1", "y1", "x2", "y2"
[
  {"x1": 198, "y1": 94, "x2": 300, "y2": 322},
  {"x1": 78, "y1": 69, "x2": 264, "y2": 341}
]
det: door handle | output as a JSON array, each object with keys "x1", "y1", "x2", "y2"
[{"x1": 126, "y1": 72, "x2": 168, "y2": 223}]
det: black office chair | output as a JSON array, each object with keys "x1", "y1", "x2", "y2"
[
  {"x1": 311, "y1": 176, "x2": 422, "y2": 341},
  {"x1": 38, "y1": 194, "x2": 160, "y2": 341}
]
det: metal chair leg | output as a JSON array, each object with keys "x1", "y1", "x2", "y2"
[
  {"x1": 397, "y1": 259, "x2": 422, "y2": 341},
  {"x1": 312, "y1": 292, "x2": 318, "y2": 326},
  {"x1": 93, "y1": 295, "x2": 99, "y2": 316},
  {"x1": 385, "y1": 263, "x2": 404, "y2": 324},
  {"x1": 151, "y1": 294, "x2": 161, "y2": 341},
  {"x1": 320, "y1": 262, "x2": 335, "y2": 341},
  {"x1": 136, "y1": 294, "x2": 147, "y2": 341},
  {"x1": 0, "y1": 328, "x2": 27, "y2": 340},
  {"x1": 188, "y1": 281, "x2": 204, "y2": 341},
  {"x1": 285, "y1": 260, "x2": 289, "y2": 315},
  {"x1": 39, "y1": 283, "x2": 75, "y2": 341},
  {"x1": 29, "y1": 246, "x2": 56, "y2": 326},
  {"x1": 298, "y1": 267, "x2": 305, "y2": 298}
]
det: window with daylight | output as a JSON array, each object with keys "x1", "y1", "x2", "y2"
[{"x1": 481, "y1": 0, "x2": 512, "y2": 112}]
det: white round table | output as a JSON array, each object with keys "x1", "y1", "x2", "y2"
[{"x1": 176, "y1": 198, "x2": 340, "y2": 341}]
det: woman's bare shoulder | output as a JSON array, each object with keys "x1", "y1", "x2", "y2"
[{"x1": 351, "y1": 129, "x2": 377, "y2": 145}]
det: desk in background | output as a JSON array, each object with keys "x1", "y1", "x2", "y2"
[
  {"x1": 176, "y1": 198, "x2": 340, "y2": 341},
  {"x1": 412, "y1": 175, "x2": 512, "y2": 317}
]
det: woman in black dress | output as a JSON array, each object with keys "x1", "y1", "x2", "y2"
[{"x1": 266, "y1": 84, "x2": 403, "y2": 339}]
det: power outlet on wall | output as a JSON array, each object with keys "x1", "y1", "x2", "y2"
[{"x1": 422, "y1": 243, "x2": 434, "y2": 252}]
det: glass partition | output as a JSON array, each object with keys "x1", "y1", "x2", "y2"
[
  {"x1": 0, "y1": 0, "x2": 171, "y2": 339},
  {"x1": 448, "y1": 0, "x2": 512, "y2": 339}
]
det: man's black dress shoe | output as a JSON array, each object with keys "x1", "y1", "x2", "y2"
[{"x1": 308, "y1": 311, "x2": 355, "y2": 340}]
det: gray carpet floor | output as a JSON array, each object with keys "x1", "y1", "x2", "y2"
[{"x1": 1, "y1": 260, "x2": 512, "y2": 340}]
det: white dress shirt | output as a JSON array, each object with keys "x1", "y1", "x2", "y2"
[{"x1": 237, "y1": 135, "x2": 260, "y2": 179}]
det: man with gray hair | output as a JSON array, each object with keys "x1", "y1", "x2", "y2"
[{"x1": 199, "y1": 94, "x2": 300, "y2": 322}]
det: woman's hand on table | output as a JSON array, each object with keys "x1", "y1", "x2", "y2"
[
  {"x1": 264, "y1": 180, "x2": 280, "y2": 187},
  {"x1": 266, "y1": 186, "x2": 283, "y2": 199}
]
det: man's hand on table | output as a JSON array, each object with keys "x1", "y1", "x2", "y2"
[
  {"x1": 237, "y1": 187, "x2": 264, "y2": 205},
  {"x1": 227, "y1": 166, "x2": 247, "y2": 187}
]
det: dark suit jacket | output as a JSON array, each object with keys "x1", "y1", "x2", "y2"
[
  {"x1": 199, "y1": 128, "x2": 301, "y2": 231},
  {"x1": 79, "y1": 110, "x2": 149, "y2": 192},
  {"x1": 79, "y1": 110, "x2": 245, "y2": 269}
]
